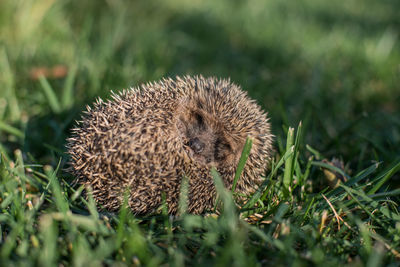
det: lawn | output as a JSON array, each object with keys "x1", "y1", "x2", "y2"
[{"x1": 0, "y1": 0, "x2": 399, "y2": 265}]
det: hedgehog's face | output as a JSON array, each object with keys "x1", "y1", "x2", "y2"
[{"x1": 177, "y1": 108, "x2": 240, "y2": 167}]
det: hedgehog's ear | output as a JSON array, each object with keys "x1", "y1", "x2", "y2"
[{"x1": 214, "y1": 136, "x2": 232, "y2": 161}]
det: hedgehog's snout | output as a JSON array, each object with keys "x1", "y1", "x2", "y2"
[{"x1": 189, "y1": 137, "x2": 205, "y2": 154}]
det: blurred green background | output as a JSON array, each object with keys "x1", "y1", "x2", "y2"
[{"x1": 0, "y1": 0, "x2": 399, "y2": 177}]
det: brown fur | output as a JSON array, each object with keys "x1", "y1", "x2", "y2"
[{"x1": 66, "y1": 76, "x2": 274, "y2": 215}]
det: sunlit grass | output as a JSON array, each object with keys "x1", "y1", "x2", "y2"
[{"x1": 1, "y1": 126, "x2": 399, "y2": 265}]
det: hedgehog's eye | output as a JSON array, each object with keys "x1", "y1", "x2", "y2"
[
  {"x1": 188, "y1": 137, "x2": 205, "y2": 154},
  {"x1": 214, "y1": 138, "x2": 232, "y2": 161}
]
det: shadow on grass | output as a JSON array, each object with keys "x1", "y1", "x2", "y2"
[{"x1": 23, "y1": 108, "x2": 81, "y2": 168}]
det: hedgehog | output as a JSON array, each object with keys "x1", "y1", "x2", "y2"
[{"x1": 67, "y1": 76, "x2": 273, "y2": 215}]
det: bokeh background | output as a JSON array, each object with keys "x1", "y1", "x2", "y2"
[{"x1": 0, "y1": 0, "x2": 399, "y2": 180}]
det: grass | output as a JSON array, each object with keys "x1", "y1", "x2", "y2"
[{"x1": 0, "y1": 0, "x2": 399, "y2": 265}]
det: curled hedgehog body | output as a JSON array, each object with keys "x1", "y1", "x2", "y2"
[{"x1": 67, "y1": 76, "x2": 273, "y2": 215}]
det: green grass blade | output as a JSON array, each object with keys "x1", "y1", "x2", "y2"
[
  {"x1": 39, "y1": 75, "x2": 61, "y2": 114},
  {"x1": 0, "y1": 120, "x2": 24, "y2": 138},
  {"x1": 291, "y1": 121, "x2": 303, "y2": 179},
  {"x1": 283, "y1": 127, "x2": 294, "y2": 193},
  {"x1": 367, "y1": 160, "x2": 400, "y2": 195},
  {"x1": 211, "y1": 167, "x2": 224, "y2": 212},
  {"x1": 300, "y1": 155, "x2": 314, "y2": 186},
  {"x1": 341, "y1": 186, "x2": 382, "y2": 226},
  {"x1": 343, "y1": 185, "x2": 400, "y2": 221},
  {"x1": 62, "y1": 64, "x2": 77, "y2": 109},
  {"x1": 116, "y1": 191, "x2": 130, "y2": 248},
  {"x1": 312, "y1": 161, "x2": 351, "y2": 180},
  {"x1": 211, "y1": 167, "x2": 238, "y2": 232},
  {"x1": 357, "y1": 220, "x2": 372, "y2": 254},
  {"x1": 303, "y1": 197, "x2": 316, "y2": 220},
  {"x1": 306, "y1": 144, "x2": 323, "y2": 160},
  {"x1": 347, "y1": 162, "x2": 380, "y2": 187},
  {"x1": 211, "y1": 166, "x2": 237, "y2": 215},
  {"x1": 86, "y1": 188, "x2": 100, "y2": 219},
  {"x1": 178, "y1": 175, "x2": 189, "y2": 215},
  {"x1": 0, "y1": 224, "x2": 23, "y2": 259},
  {"x1": 231, "y1": 137, "x2": 252, "y2": 193},
  {"x1": 273, "y1": 203, "x2": 290, "y2": 223},
  {"x1": 241, "y1": 146, "x2": 294, "y2": 211},
  {"x1": 242, "y1": 222, "x2": 285, "y2": 251},
  {"x1": 0, "y1": 48, "x2": 20, "y2": 121},
  {"x1": 369, "y1": 188, "x2": 400, "y2": 199},
  {"x1": 326, "y1": 162, "x2": 380, "y2": 198},
  {"x1": 341, "y1": 185, "x2": 393, "y2": 226},
  {"x1": 366, "y1": 244, "x2": 385, "y2": 267},
  {"x1": 0, "y1": 144, "x2": 9, "y2": 162},
  {"x1": 39, "y1": 215, "x2": 58, "y2": 267},
  {"x1": 0, "y1": 153, "x2": 9, "y2": 179},
  {"x1": 44, "y1": 163, "x2": 69, "y2": 214}
]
